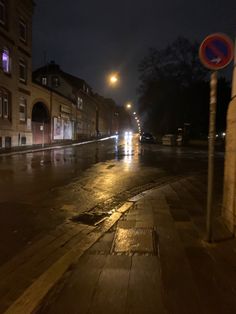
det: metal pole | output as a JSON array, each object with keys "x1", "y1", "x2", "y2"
[
  {"x1": 231, "y1": 38, "x2": 236, "y2": 98},
  {"x1": 42, "y1": 121, "x2": 45, "y2": 148},
  {"x1": 206, "y1": 71, "x2": 218, "y2": 242}
]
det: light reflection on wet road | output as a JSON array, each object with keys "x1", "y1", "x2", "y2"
[{"x1": 0, "y1": 134, "x2": 224, "y2": 264}]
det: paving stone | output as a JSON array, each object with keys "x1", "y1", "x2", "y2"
[
  {"x1": 31, "y1": 176, "x2": 236, "y2": 314},
  {"x1": 117, "y1": 220, "x2": 136, "y2": 229},
  {"x1": 135, "y1": 214, "x2": 154, "y2": 222},
  {"x1": 38, "y1": 254, "x2": 107, "y2": 314},
  {"x1": 169, "y1": 208, "x2": 190, "y2": 221},
  {"x1": 175, "y1": 222, "x2": 202, "y2": 247},
  {"x1": 88, "y1": 255, "x2": 131, "y2": 314},
  {"x1": 126, "y1": 256, "x2": 167, "y2": 314},
  {"x1": 135, "y1": 221, "x2": 154, "y2": 229},
  {"x1": 112, "y1": 228, "x2": 154, "y2": 254},
  {"x1": 185, "y1": 246, "x2": 235, "y2": 314}
]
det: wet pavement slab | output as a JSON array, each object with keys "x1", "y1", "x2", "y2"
[{"x1": 112, "y1": 228, "x2": 155, "y2": 254}]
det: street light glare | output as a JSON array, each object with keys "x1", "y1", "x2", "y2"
[
  {"x1": 108, "y1": 73, "x2": 119, "y2": 86},
  {"x1": 126, "y1": 103, "x2": 132, "y2": 109},
  {"x1": 110, "y1": 76, "x2": 118, "y2": 83}
]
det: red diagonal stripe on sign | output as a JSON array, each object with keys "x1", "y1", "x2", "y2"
[{"x1": 208, "y1": 42, "x2": 227, "y2": 60}]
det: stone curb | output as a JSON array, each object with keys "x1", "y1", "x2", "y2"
[{"x1": 0, "y1": 136, "x2": 117, "y2": 157}]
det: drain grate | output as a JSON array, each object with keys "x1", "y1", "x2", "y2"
[{"x1": 71, "y1": 212, "x2": 109, "y2": 226}]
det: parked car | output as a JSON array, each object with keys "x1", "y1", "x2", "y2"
[{"x1": 140, "y1": 132, "x2": 156, "y2": 143}]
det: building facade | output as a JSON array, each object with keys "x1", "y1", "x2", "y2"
[
  {"x1": 0, "y1": 0, "x2": 120, "y2": 148},
  {"x1": 0, "y1": 0, "x2": 34, "y2": 147},
  {"x1": 33, "y1": 62, "x2": 119, "y2": 142}
]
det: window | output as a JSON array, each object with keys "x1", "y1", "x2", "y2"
[
  {"x1": 5, "y1": 137, "x2": 11, "y2": 148},
  {"x1": 19, "y1": 59, "x2": 27, "y2": 83},
  {"x1": 77, "y1": 97, "x2": 83, "y2": 110},
  {"x1": 1, "y1": 47, "x2": 10, "y2": 73},
  {"x1": 52, "y1": 76, "x2": 60, "y2": 87},
  {"x1": 0, "y1": 88, "x2": 10, "y2": 120},
  {"x1": 21, "y1": 136, "x2": 26, "y2": 145},
  {"x1": 3, "y1": 91, "x2": 9, "y2": 118},
  {"x1": 19, "y1": 19, "x2": 27, "y2": 42},
  {"x1": 19, "y1": 97, "x2": 26, "y2": 122},
  {"x1": 41, "y1": 76, "x2": 47, "y2": 85},
  {"x1": 0, "y1": 0, "x2": 6, "y2": 26}
]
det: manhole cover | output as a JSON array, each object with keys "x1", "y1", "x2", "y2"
[
  {"x1": 112, "y1": 228, "x2": 158, "y2": 254},
  {"x1": 71, "y1": 212, "x2": 109, "y2": 226}
]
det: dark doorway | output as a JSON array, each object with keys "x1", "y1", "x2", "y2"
[{"x1": 32, "y1": 102, "x2": 51, "y2": 145}]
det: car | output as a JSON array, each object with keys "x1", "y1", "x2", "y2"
[
  {"x1": 124, "y1": 131, "x2": 133, "y2": 140},
  {"x1": 140, "y1": 132, "x2": 156, "y2": 143}
]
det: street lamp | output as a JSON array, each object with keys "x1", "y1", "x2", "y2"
[
  {"x1": 126, "y1": 103, "x2": 132, "y2": 109},
  {"x1": 108, "y1": 73, "x2": 119, "y2": 86},
  {"x1": 133, "y1": 112, "x2": 136, "y2": 115}
]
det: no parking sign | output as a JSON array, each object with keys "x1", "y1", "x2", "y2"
[
  {"x1": 199, "y1": 33, "x2": 233, "y2": 70},
  {"x1": 199, "y1": 33, "x2": 234, "y2": 242}
]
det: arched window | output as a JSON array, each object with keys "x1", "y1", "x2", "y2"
[{"x1": 1, "y1": 47, "x2": 10, "y2": 73}]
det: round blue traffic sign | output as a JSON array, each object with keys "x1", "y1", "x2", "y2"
[{"x1": 199, "y1": 33, "x2": 234, "y2": 70}]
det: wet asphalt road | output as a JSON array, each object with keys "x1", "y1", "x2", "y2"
[{"x1": 0, "y1": 134, "x2": 224, "y2": 265}]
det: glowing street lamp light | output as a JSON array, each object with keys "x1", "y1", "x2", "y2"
[
  {"x1": 108, "y1": 73, "x2": 119, "y2": 86},
  {"x1": 126, "y1": 103, "x2": 132, "y2": 109},
  {"x1": 133, "y1": 112, "x2": 136, "y2": 115}
]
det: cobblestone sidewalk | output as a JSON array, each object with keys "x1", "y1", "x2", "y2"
[{"x1": 38, "y1": 176, "x2": 236, "y2": 314}]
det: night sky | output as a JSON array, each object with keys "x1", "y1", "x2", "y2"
[{"x1": 33, "y1": 0, "x2": 236, "y2": 106}]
